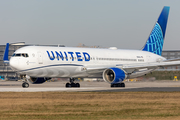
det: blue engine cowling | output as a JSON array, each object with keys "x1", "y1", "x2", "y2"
[
  {"x1": 28, "y1": 77, "x2": 51, "y2": 84},
  {"x1": 103, "y1": 68, "x2": 127, "y2": 84}
]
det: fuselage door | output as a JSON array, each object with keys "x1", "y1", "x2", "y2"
[
  {"x1": 146, "y1": 56, "x2": 150, "y2": 62},
  {"x1": 37, "y1": 52, "x2": 43, "y2": 64}
]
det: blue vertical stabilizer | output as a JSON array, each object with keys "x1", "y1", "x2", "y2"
[
  {"x1": 142, "y1": 6, "x2": 170, "y2": 56},
  {"x1": 3, "y1": 43, "x2": 9, "y2": 63}
]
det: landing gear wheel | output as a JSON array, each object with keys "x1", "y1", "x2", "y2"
[
  {"x1": 111, "y1": 84, "x2": 116, "y2": 87},
  {"x1": 111, "y1": 83, "x2": 125, "y2": 88},
  {"x1": 22, "y1": 75, "x2": 30, "y2": 88},
  {"x1": 120, "y1": 83, "x2": 125, "y2": 87},
  {"x1": 111, "y1": 84, "x2": 119, "y2": 87},
  {"x1": 65, "y1": 78, "x2": 81, "y2": 88},
  {"x1": 22, "y1": 82, "x2": 29, "y2": 88},
  {"x1": 66, "y1": 83, "x2": 71, "y2": 88},
  {"x1": 75, "y1": 83, "x2": 80, "y2": 87},
  {"x1": 71, "y1": 83, "x2": 76, "y2": 87}
]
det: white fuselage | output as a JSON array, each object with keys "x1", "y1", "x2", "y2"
[{"x1": 9, "y1": 46, "x2": 165, "y2": 78}]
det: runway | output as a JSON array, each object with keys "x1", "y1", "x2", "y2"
[{"x1": 0, "y1": 80, "x2": 180, "y2": 92}]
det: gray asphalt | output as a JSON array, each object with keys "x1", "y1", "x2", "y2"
[
  {"x1": 0, "y1": 80, "x2": 180, "y2": 92},
  {"x1": 92, "y1": 87, "x2": 180, "y2": 92}
]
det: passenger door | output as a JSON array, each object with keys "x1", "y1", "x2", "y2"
[{"x1": 37, "y1": 52, "x2": 43, "y2": 64}]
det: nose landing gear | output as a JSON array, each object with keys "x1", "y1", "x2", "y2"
[
  {"x1": 21, "y1": 75, "x2": 29, "y2": 88},
  {"x1": 22, "y1": 82, "x2": 29, "y2": 88},
  {"x1": 65, "y1": 78, "x2": 80, "y2": 88}
]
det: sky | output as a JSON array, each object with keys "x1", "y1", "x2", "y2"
[{"x1": 0, "y1": 0, "x2": 180, "y2": 50}]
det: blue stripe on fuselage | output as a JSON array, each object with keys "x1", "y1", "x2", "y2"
[{"x1": 19, "y1": 64, "x2": 84, "y2": 72}]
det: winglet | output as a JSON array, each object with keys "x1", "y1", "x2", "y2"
[{"x1": 3, "y1": 43, "x2": 9, "y2": 63}]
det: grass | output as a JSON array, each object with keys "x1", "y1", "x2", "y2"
[
  {"x1": 0, "y1": 92, "x2": 180, "y2": 120},
  {"x1": 143, "y1": 71, "x2": 180, "y2": 80}
]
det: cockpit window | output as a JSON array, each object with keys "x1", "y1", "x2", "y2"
[
  {"x1": 16, "y1": 54, "x2": 21, "y2": 57},
  {"x1": 25, "y1": 54, "x2": 29, "y2": 57},
  {"x1": 22, "y1": 54, "x2": 25, "y2": 57},
  {"x1": 12, "y1": 53, "x2": 16, "y2": 57},
  {"x1": 12, "y1": 53, "x2": 29, "y2": 58}
]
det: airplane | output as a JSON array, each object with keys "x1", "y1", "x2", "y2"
[{"x1": 3, "y1": 6, "x2": 179, "y2": 88}]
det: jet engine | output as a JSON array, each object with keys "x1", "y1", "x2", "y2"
[
  {"x1": 103, "y1": 68, "x2": 127, "y2": 84},
  {"x1": 28, "y1": 77, "x2": 51, "y2": 84}
]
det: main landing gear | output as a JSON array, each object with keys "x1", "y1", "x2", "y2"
[
  {"x1": 21, "y1": 75, "x2": 29, "y2": 88},
  {"x1": 111, "y1": 83, "x2": 125, "y2": 87},
  {"x1": 66, "y1": 78, "x2": 80, "y2": 88}
]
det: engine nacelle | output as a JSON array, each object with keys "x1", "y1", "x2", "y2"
[
  {"x1": 103, "y1": 68, "x2": 127, "y2": 84},
  {"x1": 28, "y1": 77, "x2": 51, "y2": 84}
]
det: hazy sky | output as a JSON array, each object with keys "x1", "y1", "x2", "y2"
[{"x1": 0, "y1": 0, "x2": 180, "y2": 50}]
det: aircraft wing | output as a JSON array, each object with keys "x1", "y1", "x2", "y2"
[
  {"x1": 85, "y1": 60, "x2": 180, "y2": 74},
  {"x1": 85, "y1": 65, "x2": 115, "y2": 74},
  {"x1": 120, "y1": 61, "x2": 180, "y2": 69},
  {"x1": 163, "y1": 58, "x2": 180, "y2": 62}
]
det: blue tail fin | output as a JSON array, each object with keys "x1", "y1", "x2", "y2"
[
  {"x1": 3, "y1": 43, "x2": 9, "y2": 63},
  {"x1": 142, "y1": 6, "x2": 170, "y2": 56}
]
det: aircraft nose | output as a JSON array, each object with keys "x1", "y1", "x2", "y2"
[{"x1": 9, "y1": 58, "x2": 19, "y2": 71}]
